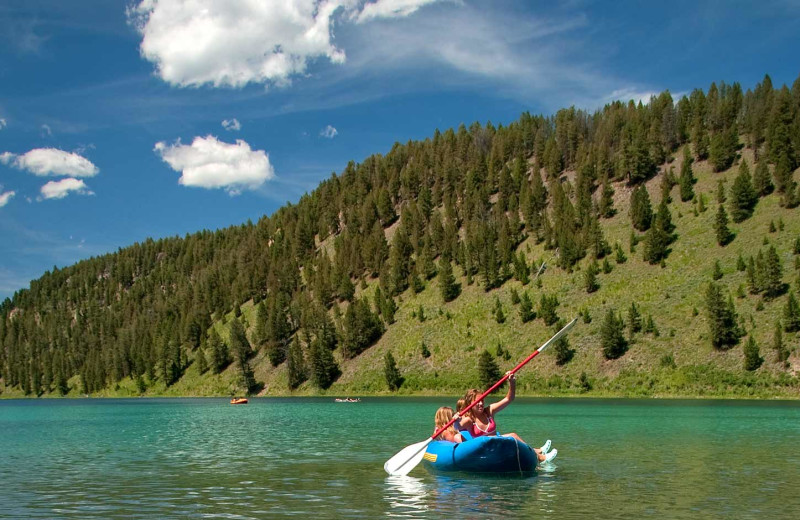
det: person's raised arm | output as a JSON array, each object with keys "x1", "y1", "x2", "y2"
[{"x1": 488, "y1": 372, "x2": 516, "y2": 415}]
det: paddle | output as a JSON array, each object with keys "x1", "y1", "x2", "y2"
[{"x1": 384, "y1": 317, "x2": 578, "y2": 476}]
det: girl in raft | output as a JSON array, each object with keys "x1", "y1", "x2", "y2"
[
  {"x1": 433, "y1": 406, "x2": 464, "y2": 443},
  {"x1": 458, "y1": 372, "x2": 557, "y2": 463}
]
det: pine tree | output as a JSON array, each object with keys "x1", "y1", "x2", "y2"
[
  {"x1": 768, "y1": 87, "x2": 797, "y2": 175},
  {"x1": 410, "y1": 272, "x2": 425, "y2": 294},
  {"x1": 743, "y1": 335, "x2": 763, "y2": 371},
  {"x1": 773, "y1": 321, "x2": 789, "y2": 364},
  {"x1": 784, "y1": 291, "x2": 800, "y2": 332},
  {"x1": 438, "y1": 258, "x2": 460, "y2": 303},
  {"x1": 753, "y1": 161, "x2": 774, "y2": 197},
  {"x1": 253, "y1": 301, "x2": 269, "y2": 347},
  {"x1": 705, "y1": 282, "x2": 740, "y2": 349},
  {"x1": 477, "y1": 349, "x2": 502, "y2": 391},
  {"x1": 208, "y1": 328, "x2": 230, "y2": 374},
  {"x1": 384, "y1": 351, "x2": 403, "y2": 391},
  {"x1": 519, "y1": 291, "x2": 535, "y2": 323},
  {"x1": 643, "y1": 201, "x2": 675, "y2": 264},
  {"x1": 493, "y1": 297, "x2": 506, "y2": 324},
  {"x1": 715, "y1": 204, "x2": 734, "y2": 246},
  {"x1": 585, "y1": 261, "x2": 599, "y2": 293},
  {"x1": 679, "y1": 147, "x2": 696, "y2": 202},
  {"x1": 643, "y1": 314, "x2": 659, "y2": 336},
  {"x1": 266, "y1": 292, "x2": 292, "y2": 367},
  {"x1": 381, "y1": 295, "x2": 397, "y2": 325},
  {"x1": 539, "y1": 294, "x2": 560, "y2": 326},
  {"x1": 341, "y1": 298, "x2": 384, "y2": 358},
  {"x1": 628, "y1": 302, "x2": 642, "y2": 339},
  {"x1": 420, "y1": 341, "x2": 431, "y2": 358},
  {"x1": 586, "y1": 216, "x2": 611, "y2": 259},
  {"x1": 717, "y1": 179, "x2": 726, "y2": 204},
  {"x1": 309, "y1": 338, "x2": 340, "y2": 389},
  {"x1": 599, "y1": 175, "x2": 616, "y2": 218},
  {"x1": 196, "y1": 346, "x2": 208, "y2": 374},
  {"x1": 513, "y1": 252, "x2": 530, "y2": 285},
  {"x1": 230, "y1": 317, "x2": 256, "y2": 393},
  {"x1": 615, "y1": 242, "x2": 627, "y2": 264},
  {"x1": 728, "y1": 160, "x2": 758, "y2": 222},
  {"x1": 553, "y1": 319, "x2": 575, "y2": 365},
  {"x1": 287, "y1": 336, "x2": 307, "y2": 390},
  {"x1": 629, "y1": 185, "x2": 653, "y2": 232},
  {"x1": 763, "y1": 245, "x2": 784, "y2": 298},
  {"x1": 736, "y1": 255, "x2": 746, "y2": 271},
  {"x1": 660, "y1": 167, "x2": 675, "y2": 204},
  {"x1": 693, "y1": 118, "x2": 709, "y2": 160},
  {"x1": 601, "y1": 308, "x2": 628, "y2": 360},
  {"x1": 712, "y1": 261, "x2": 723, "y2": 280},
  {"x1": 747, "y1": 255, "x2": 761, "y2": 294},
  {"x1": 709, "y1": 125, "x2": 738, "y2": 172}
]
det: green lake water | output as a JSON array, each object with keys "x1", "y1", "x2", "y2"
[{"x1": 1, "y1": 397, "x2": 798, "y2": 519}]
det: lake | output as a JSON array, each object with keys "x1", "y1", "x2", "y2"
[{"x1": 1, "y1": 397, "x2": 798, "y2": 519}]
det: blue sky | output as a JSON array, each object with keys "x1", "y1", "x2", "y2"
[{"x1": 1, "y1": 0, "x2": 799, "y2": 301}]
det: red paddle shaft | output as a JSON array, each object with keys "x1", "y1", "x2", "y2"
[{"x1": 429, "y1": 318, "x2": 577, "y2": 441}]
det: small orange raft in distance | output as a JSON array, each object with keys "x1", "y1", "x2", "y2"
[{"x1": 230, "y1": 397, "x2": 248, "y2": 405}]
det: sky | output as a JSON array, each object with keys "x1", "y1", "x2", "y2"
[{"x1": 1, "y1": 0, "x2": 799, "y2": 301}]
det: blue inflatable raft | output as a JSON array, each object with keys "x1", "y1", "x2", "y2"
[{"x1": 422, "y1": 432, "x2": 538, "y2": 474}]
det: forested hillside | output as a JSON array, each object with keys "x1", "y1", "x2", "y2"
[{"x1": 2, "y1": 74, "x2": 800, "y2": 398}]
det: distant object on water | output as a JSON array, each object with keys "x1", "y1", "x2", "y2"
[
  {"x1": 334, "y1": 397, "x2": 361, "y2": 403},
  {"x1": 230, "y1": 397, "x2": 248, "y2": 405}
]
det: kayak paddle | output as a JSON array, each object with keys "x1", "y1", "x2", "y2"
[{"x1": 383, "y1": 318, "x2": 578, "y2": 476}]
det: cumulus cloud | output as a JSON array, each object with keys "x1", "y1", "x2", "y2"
[
  {"x1": 0, "y1": 190, "x2": 15, "y2": 207},
  {"x1": 153, "y1": 135, "x2": 275, "y2": 195},
  {"x1": 0, "y1": 148, "x2": 99, "y2": 177},
  {"x1": 320, "y1": 125, "x2": 338, "y2": 138},
  {"x1": 128, "y1": 0, "x2": 445, "y2": 88},
  {"x1": 222, "y1": 118, "x2": 241, "y2": 131},
  {"x1": 40, "y1": 178, "x2": 93, "y2": 200}
]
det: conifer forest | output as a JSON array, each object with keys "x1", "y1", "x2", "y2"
[{"x1": 2, "y1": 74, "x2": 800, "y2": 398}]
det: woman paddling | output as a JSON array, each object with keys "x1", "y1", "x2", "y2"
[{"x1": 458, "y1": 372, "x2": 557, "y2": 463}]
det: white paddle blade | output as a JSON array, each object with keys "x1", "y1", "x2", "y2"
[{"x1": 384, "y1": 438, "x2": 433, "y2": 476}]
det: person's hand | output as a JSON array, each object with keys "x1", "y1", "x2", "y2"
[{"x1": 505, "y1": 371, "x2": 515, "y2": 381}]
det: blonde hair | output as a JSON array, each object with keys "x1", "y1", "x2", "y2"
[{"x1": 434, "y1": 406, "x2": 457, "y2": 439}]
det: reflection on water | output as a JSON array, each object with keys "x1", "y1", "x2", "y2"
[
  {"x1": 384, "y1": 471, "x2": 562, "y2": 518},
  {"x1": 384, "y1": 476, "x2": 429, "y2": 518}
]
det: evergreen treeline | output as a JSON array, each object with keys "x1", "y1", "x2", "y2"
[{"x1": 2, "y1": 74, "x2": 800, "y2": 396}]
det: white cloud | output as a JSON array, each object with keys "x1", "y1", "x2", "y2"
[
  {"x1": 222, "y1": 118, "x2": 241, "y2": 131},
  {"x1": 128, "y1": 0, "x2": 445, "y2": 88},
  {"x1": 331, "y1": 3, "x2": 607, "y2": 109},
  {"x1": 40, "y1": 178, "x2": 93, "y2": 200},
  {"x1": 0, "y1": 118, "x2": 6, "y2": 129},
  {"x1": 41, "y1": 124, "x2": 52, "y2": 136},
  {"x1": 320, "y1": 125, "x2": 338, "y2": 138},
  {"x1": 0, "y1": 148, "x2": 99, "y2": 177},
  {"x1": 0, "y1": 190, "x2": 15, "y2": 207},
  {"x1": 154, "y1": 135, "x2": 275, "y2": 195},
  {"x1": 355, "y1": 0, "x2": 441, "y2": 23}
]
